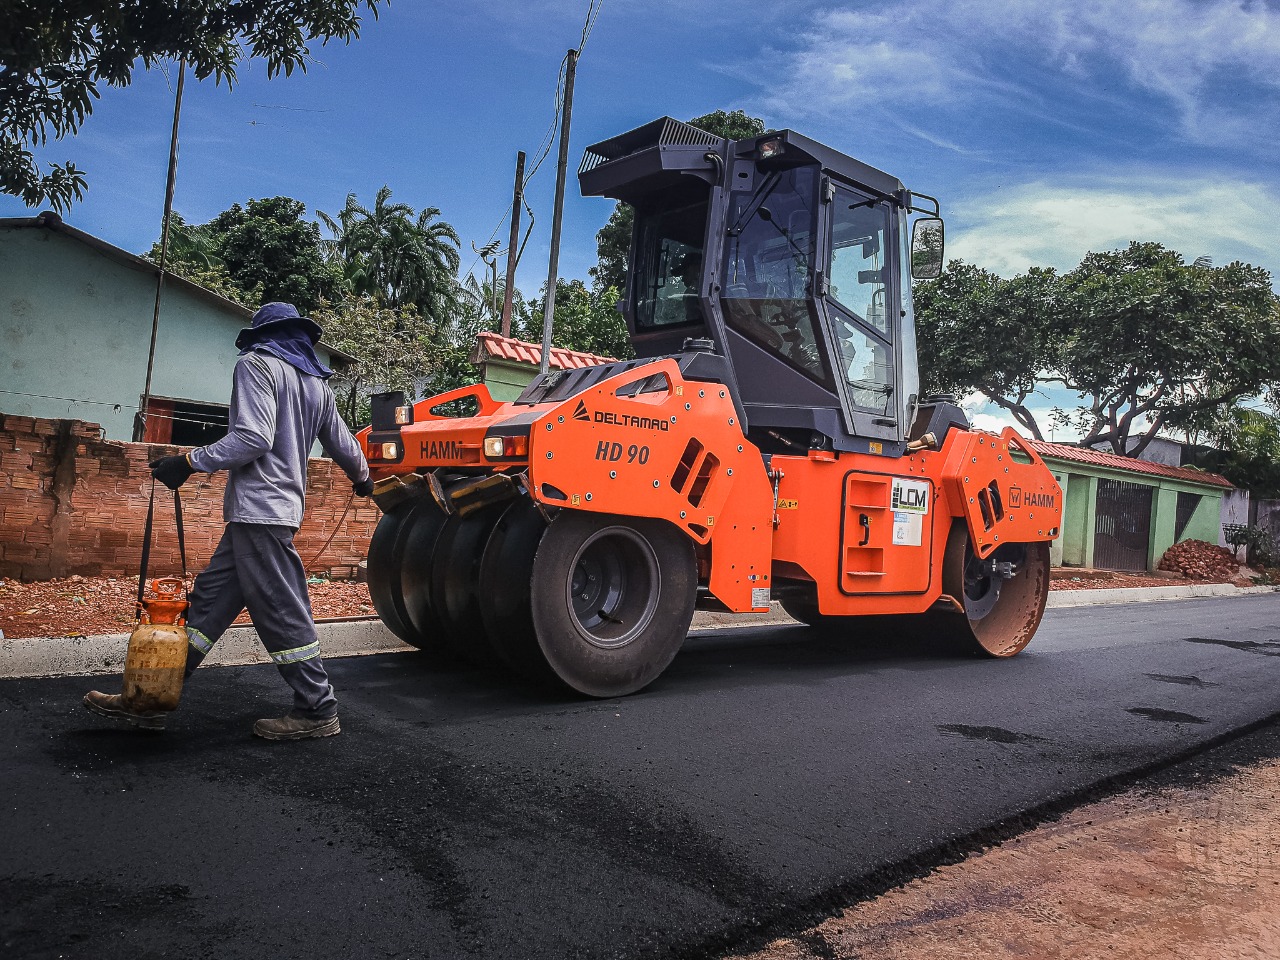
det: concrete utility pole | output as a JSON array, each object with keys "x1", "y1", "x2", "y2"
[
  {"x1": 539, "y1": 48, "x2": 578, "y2": 375},
  {"x1": 500, "y1": 150, "x2": 525, "y2": 338},
  {"x1": 135, "y1": 60, "x2": 186, "y2": 442}
]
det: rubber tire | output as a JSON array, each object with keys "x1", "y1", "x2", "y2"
[
  {"x1": 366, "y1": 500, "x2": 430, "y2": 648},
  {"x1": 530, "y1": 512, "x2": 697, "y2": 698},
  {"x1": 399, "y1": 499, "x2": 451, "y2": 646},
  {"x1": 429, "y1": 505, "x2": 506, "y2": 664},
  {"x1": 478, "y1": 499, "x2": 554, "y2": 682}
]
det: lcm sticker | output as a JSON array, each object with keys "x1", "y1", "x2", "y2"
[{"x1": 890, "y1": 477, "x2": 930, "y2": 514}]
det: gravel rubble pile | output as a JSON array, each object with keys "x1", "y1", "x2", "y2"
[{"x1": 1156, "y1": 539, "x2": 1241, "y2": 581}]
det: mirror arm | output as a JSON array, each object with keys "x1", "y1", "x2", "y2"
[{"x1": 905, "y1": 191, "x2": 940, "y2": 216}]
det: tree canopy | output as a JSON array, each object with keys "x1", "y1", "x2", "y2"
[
  {"x1": 2, "y1": 1, "x2": 387, "y2": 211},
  {"x1": 520, "y1": 280, "x2": 632, "y2": 361},
  {"x1": 591, "y1": 109, "x2": 768, "y2": 293},
  {"x1": 913, "y1": 243, "x2": 1280, "y2": 455},
  {"x1": 315, "y1": 297, "x2": 450, "y2": 428},
  {"x1": 1191, "y1": 405, "x2": 1280, "y2": 499},
  {"x1": 1055, "y1": 243, "x2": 1280, "y2": 454},
  {"x1": 146, "y1": 197, "x2": 343, "y2": 311},
  {"x1": 913, "y1": 262, "x2": 1060, "y2": 440}
]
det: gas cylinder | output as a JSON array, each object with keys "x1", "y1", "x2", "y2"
[{"x1": 122, "y1": 578, "x2": 189, "y2": 713}]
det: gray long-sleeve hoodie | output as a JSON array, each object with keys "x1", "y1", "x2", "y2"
[{"x1": 188, "y1": 350, "x2": 370, "y2": 527}]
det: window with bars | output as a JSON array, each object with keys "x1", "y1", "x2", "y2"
[{"x1": 1175, "y1": 491, "x2": 1201, "y2": 541}]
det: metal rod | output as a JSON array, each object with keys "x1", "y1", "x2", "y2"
[
  {"x1": 490, "y1": 255, "x2": 499, "y2": 324},
  {"x1": 135, "y1": 59, "x2": 186, "y2": 442},
  {"x1": 539, "y1": 49, "x2": 577, "y2": 375},
  {"x1": 500, "y1": 150, "x2": 525, "y2": 338}
]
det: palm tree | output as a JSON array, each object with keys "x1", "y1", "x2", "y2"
[{"x1": 318, "y1": 187, "x2": 461, "y2": 316}]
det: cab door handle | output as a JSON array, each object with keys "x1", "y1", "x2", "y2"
[{"x1": 859, "y1": 513, "x2": 871, "y2": 546}]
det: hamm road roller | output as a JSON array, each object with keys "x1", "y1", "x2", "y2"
[{"x1": 358, "y1": 118, "x2": 1062, "y2": 697}]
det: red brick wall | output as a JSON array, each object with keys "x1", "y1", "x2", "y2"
[{"x1": 0, "y1": 413, "x2": 378, "y2": 582}]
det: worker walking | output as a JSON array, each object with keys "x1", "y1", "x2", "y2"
[{"x1": 85, "y1": 302, "x2": 373, "y2": 740}]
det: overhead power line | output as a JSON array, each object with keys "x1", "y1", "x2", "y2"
[{"x1": 467, "y1": 0, "x2": 605, "y2": 291}]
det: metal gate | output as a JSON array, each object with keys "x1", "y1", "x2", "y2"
[{"x1": 1094, "y1": 479, "x2": 1154, "y2": 571}]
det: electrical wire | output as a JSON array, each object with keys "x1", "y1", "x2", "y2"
[
  {"x1": 0, "y1": 388, "x2": 128, "y2": 408},
  {"x1": 0, "y1": 389, "x2": 231, "y2": 429},
  {"x1": 579, "y1": 0, "x2": 605, "y2": 52},
  {"x1": 523, "y1": 53, "x2": 568, "y2": 187},
  {"x1": 462, "y1": 45, "x2": 568, "y2": 284},
  {"x1": 466, "y1": 0, "x2": 604, "y2": 291}
]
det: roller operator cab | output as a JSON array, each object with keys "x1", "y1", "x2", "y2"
[{"x1": 359, "y1": 118, "x2": 1063, "y2": 698}]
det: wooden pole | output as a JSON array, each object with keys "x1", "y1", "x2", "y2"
[
  {"x1": 135, "y1": 60, "x2": 186, "y2": 442},
  {"x1": 539, "y1": 49, "x2": 577, "y2": 375},
  {"x1": 500, "y1": 151, "x2": 525, "y2": 338}
]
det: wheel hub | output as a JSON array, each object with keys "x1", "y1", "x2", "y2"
[
  {"x1": 962, "y1": 544, "x2": 1026, "y2": 621},
  {"x1": 567, "y1": 527, "x2": 661, "y2": 649}
]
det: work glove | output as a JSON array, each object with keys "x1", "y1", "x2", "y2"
[
  {"x1": 150, "y1": 454, "x2": 195, "y2": 490},
  {"x1": 353, "y1": 477, "x2": 375, "y2": 497}
]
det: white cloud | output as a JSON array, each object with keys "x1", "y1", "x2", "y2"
[
  {"x1": 759, "y1": 0, "x2": 1280, "y2": 146},
  {"x1": 948, "y1": 174, "x2": 1280, "y2": 280}
]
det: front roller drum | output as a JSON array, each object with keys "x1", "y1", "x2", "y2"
[
  {"x1": 940, "y1": 523, "x2": 1050, "y2": 657},
  {"x1": 529, "y1": 511, "x2": 697, "y2": 698}
]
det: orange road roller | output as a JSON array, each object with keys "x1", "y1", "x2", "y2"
[{"x1": 358, "y1": 118, "x2": 1062, "y2": 697}]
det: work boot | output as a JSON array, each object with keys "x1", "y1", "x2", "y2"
[
  {"x1": 252, "y1": 713, "x2": 340, "y2": 741},
  {"x1": 83, "y1": 691, "x2": 166, "y2": 731}
]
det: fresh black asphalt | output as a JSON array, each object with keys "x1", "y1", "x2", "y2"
[{"x1": 3, "y1": 594, "x2": 1280, "y2": 959}]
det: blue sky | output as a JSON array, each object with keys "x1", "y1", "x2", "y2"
[
  {"x1": 7, "y1": 0, "x2": 1279, "y2": 404},
  {"x1": 8, "y1": 0, "x2": 1279, "y2": 287}
]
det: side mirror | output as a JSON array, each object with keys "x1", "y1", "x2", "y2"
[{"x1": 911, "y1": 218, "x2": 944, "y2": 280}]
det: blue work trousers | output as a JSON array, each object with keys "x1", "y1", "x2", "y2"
[{"x1": 182, "y1": 522, "x2": 337, "y2": 719}]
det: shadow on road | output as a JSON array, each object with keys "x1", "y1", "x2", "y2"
[{"x1": 328, "y1": 616, "x2": 990, "y2": 725}]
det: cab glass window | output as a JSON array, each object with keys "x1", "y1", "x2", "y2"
[
  {"x1": 720, "y1": 165, "x2": 828, "y2": 386},
  {"x1": 829, "y1": 189, "x2": 894, "y2": 413},
  {"x1": 633, "y1": 199, "x2": 707, "y2": 329}
]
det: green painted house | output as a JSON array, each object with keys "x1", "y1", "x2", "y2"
[
  {"x1": 0, "y1": 212, "x2": 350, "y2": 443},
  {"x1": 1028, "y1": 440, "x2": 1232, "y2": 571}
]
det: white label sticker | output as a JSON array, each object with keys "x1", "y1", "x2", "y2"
[
  {"x1": 751, "y1": 587, "x2": 771, "y2": 608},
  {"x1": 892, "y1": 510, "x2": 924, "y2": 547},
  {"x1": 891, "y1": 478, "x2": 930, "y2": 514}
]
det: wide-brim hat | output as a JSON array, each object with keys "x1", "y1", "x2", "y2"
[{"x1": 235, "y1": 302, "x2": 324, "y2": 349}]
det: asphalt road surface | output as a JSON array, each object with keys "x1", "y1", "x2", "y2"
[{"x1": 4, "y1": 595, "x2": 1280, "y2": 960}]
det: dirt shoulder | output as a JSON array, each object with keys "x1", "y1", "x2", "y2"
[
  {"x1": 735, "y1": 723, "x2": 1280, "y2": 960},
  {"x1": 0, "y1": 568, "x2": 1255, "y2": 640},
  {"x1": 0, "y1": 575, "x2": 373, "y2": 638}
]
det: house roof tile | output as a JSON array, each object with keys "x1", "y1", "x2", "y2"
[
  {"x1": 470, "y1": 332, "x2": 616, "y2": 371},
  {"x1": 1027, "y1": 439, "x2": 1233, "y2": 489}
]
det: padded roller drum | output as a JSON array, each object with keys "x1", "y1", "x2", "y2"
[
  {"x1": 478, "y1": 499, "x2": 553, "y2": 681},
  {"x1": 940, "y1": 523, "x2": 1050, "y2": 657},
  {"x1": 529, "y1": 511, "x2": 697, "y2": 698},
  {"x1": 366, "y1": 500, "x2": 430, "y2": 648}
]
